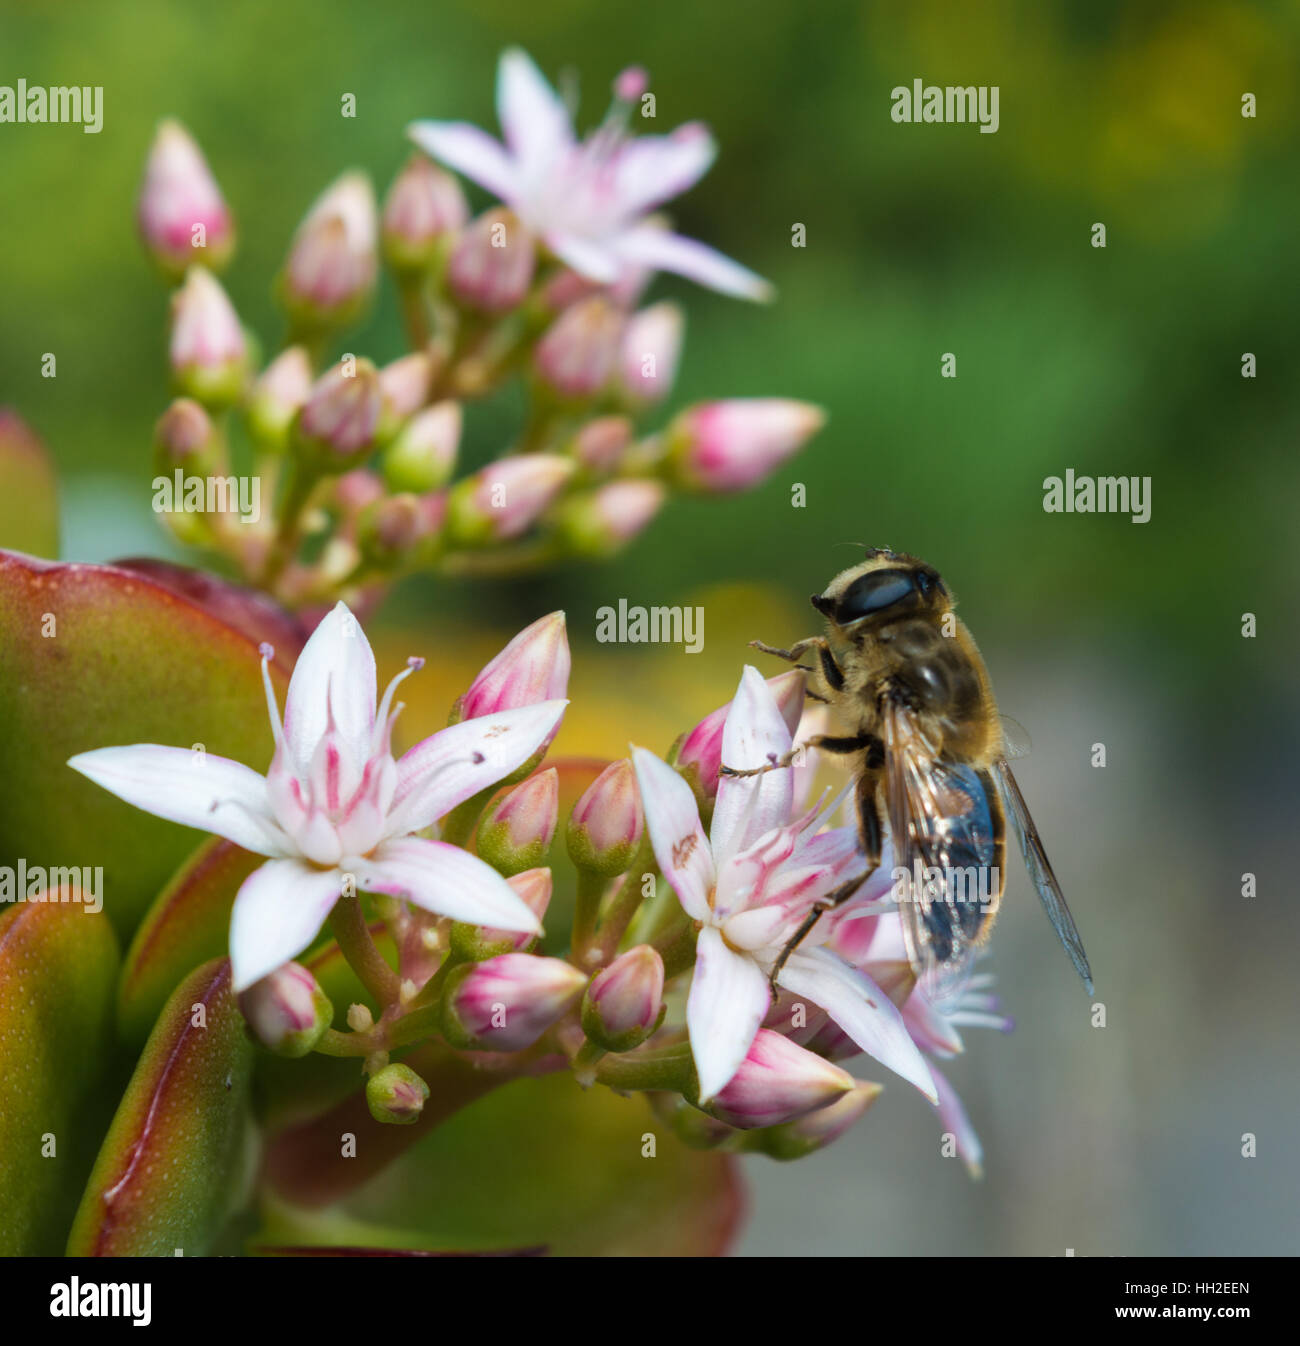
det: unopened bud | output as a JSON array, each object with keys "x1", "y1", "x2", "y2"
[
  {"x1": 169, "y1": 267, "x2": 249, "y2": 407},
  {"x1": 570, "y1": 415, "x2": 633, "y2": 476},
  {"x1": 446, "y1": 208, "x2": 535, "y2": 313},
  {"x1": 667, "y1": 399, "x2": 824, "y2": 494},
  {"x1": 704, "y1": 1029, "x2": 855, "y2": 1127},
  {"x1": 566, "y1": 758, "x2": 643, "y2": 876},
  {"x1": 138, "y1": 120, "x2": 234, "y2": 278},
  {"x1": 441, "y1": 953, "x2": 586, "y2": 1052},
  {"x1": 555, "y1": 479, "x2": 666, "y2": 558},
  {"x1": 619, "y1": 302, "x2": 683, "y2": 406},
  {"x1": 296, "y1": 358, "x2": 383, "y2": 465},
  {"x1": 357, "y1": 491, "x2": 441, "y2": 567},
  {"x1": 581, "y1": 945, "x2": 664, "y2": 1052},
  {"x1": 454, "y1": 611, "x2": 570, "y2": 721},
  {"x1": 446, "y1": 454, "x2": 574, "y2": 545},
  {"x1": 246, "y1": 346, "x2": 312, "y2": 451},
  {"x1": 365, "y1": 1062, "x2": 429, "y2": 1125},
  {"x1": 747, "y1": 1080, "x2": 883, "y2": 1160},
  {"x1": 237, "y1": 961, "x2": 333, "y2": 1058},
  {"x1": 534, "y1": 297, "x2": 623, "y2": 400},
  {"x1": 280, "y1": 171, "x2": 378, "y2": 330},
  {"x1": 451, "y1": 867, "x2": 553, "y2": 960},
  {"x1": 476, "y1": 768, "x2": 558, "y2": 875},
  {"x1": 153, "y1": 397, "x2": 216, "y2": 470},
  {"x1": 382, "y1": 154, "x2": 468, "y2": 272},
  {"x1": 378, "y1": 351, "x2": 435, "y2": 429},
  {"x1": 382, "y1": 399, "x2": 461, "y2": 492}
]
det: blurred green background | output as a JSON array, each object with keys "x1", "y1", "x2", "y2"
[{"x1": 2, "y1": 0, "x2": 1297, "y2": 1255}]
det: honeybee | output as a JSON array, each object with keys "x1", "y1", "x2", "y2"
[{"x1": 742, "y1": 547, "x2": 1093, "y2": 1002}]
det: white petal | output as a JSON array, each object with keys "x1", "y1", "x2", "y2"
[
  {"x1": 778, "y1": 947, "x2": 938, "y2": 1102},
  {"x1": 546, "y1": 231, "x2": 620, "y2": 284},
  {"x1": 407, "y1": 120, "x2": 520, "y2": 201},
  {"x1": 614, "y1": 225, "x2": 773, "y2": 302},
  {"x1": 354, "y1": 838, "x2": 543, "y2": 932},
  {"x1": 631, "y1": 747, "x2": 715, "y2": 922},
  {"x1": 229, "y1": 859, "x2": 344, "y2": 992},
  {"x1": 68, "y1": 745, "x2": 290, "y2": 857},
  {"x1": 613, "y1": 124, "x2": 716, "y2": 217},
  {"x1": 283, "y1": 602, "x2": 376, "y2": 774},
  {"x1": 688, "y1": 925, "x2": 771, "y2": 1102},
  {"x1": 496, "y1": 47, "x2": 573, "y2": 176},
  {"x1": 386, "y1": 699, "x2": 568, "y2": 836},
  {"x1": 711, "y1": 666, "x2": 794, "y2": 869}
]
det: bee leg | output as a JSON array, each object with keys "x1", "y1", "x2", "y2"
[
  {"x1": 768, "y1": 779, "x2": 883, "y2": 991},
  {"x1": 719, "y1": 731, "x2": 870, "y2": 780},
  {"x1": 749, "y1": 637, "x2": 820, "y2": 663}
]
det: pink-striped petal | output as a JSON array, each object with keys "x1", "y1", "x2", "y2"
[
  {"x1": 283, "y1": 601, "x2": 376, "y2": 773},
  {"x1": 777, "y1": 947, "x2": 938, "y2": 1102},
  {"x1": 931, "y1": 1063, "x2": 984, "y2": 1178},
  {"x1": 614, "y1": 225, "x2": 772, "y2": 302},
  {"x1": 229, "y1": 858, "x2": 345, "y2": 992},
  {"x1": 688, "y1": 924, "x2": 771, "y2": 1102},
  {"x1": 386, "y1": 699, "x2": 568, "y2": 836},
  {"x1": 353, "y1": 837, "x2": 543, "y2": 932},
  {"x1": 710, "y1": 665, "x2": 795, "y2": 869},
  {"x1": 407, "y1": 120, "x2": 520, "y2": 201},
  {"x1": 631, "y1": 747, "x2": 714, "y2": 922},
  {"x1": 68, "y1": 745, "x2": 290, "y2": 857}
]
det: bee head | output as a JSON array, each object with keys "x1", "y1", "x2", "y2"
[{"x1": 812, "y1": 551, "x2": 950, "y2": 628}]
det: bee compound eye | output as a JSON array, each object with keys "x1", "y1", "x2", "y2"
[{"x1": 835, "y1": 568, "x2": 918, "y2": 622}]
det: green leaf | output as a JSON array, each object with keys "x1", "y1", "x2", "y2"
[
  {"x1": 118, "y1": 838, "x2": 262, "y2": 1046},
  {"x1": 0, "y1": 552, "x2": 294, "y2": 939},
  {"x1": 0, "y1": 902, "x2": 120, "y2": 1254},
  {"x1": 259, "y1": 1069, "x2": 745, "y2": 1255},
  {"x1": 0, "y1": 409, "x2": 58, "y2": 557},
  {"x1": 67, "y1": 958, "x2": 255, "y2": 1256}
]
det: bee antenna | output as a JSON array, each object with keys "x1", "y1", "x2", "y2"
[{"x1": 832, "y1": 540, "x2": 868, "y2": 551}]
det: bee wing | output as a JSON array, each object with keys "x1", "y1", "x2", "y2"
[
  {"x1": 991, "y1": 756, "x2": 1094, "y2": 993},
  {"x1": 999, "y1": 715, "x2": 1032, "y2": 760},
  {"x1": 882, "y1": 700, "x2": 993, "y2": 1005}
]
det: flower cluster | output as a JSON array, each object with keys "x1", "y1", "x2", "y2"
[
  {"x1": 139, "y1": 49, "x2": 824, "y2": 611},
  {"x1": 69, "y1": 600, "x2": 1010, "y2": 1169}
]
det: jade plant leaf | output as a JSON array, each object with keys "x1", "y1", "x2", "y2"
[
  {"x1": 0, "y1": 410, "x2": 59, "y2": 558},
  {"x1": 67, "y1": 958, "x2": 255, "y2": 1256},
  {"x1": 0, "y1": 552, "x2": 294, "y2": 939},
  {"x1": 0, "y1": 902, "x2": 120, "y2": 1255},
  {"x1": 117, "y1": 837, "x2": 263, "y2": 1046},
  {"x1": 259, "y1": 1068, "x2": 745, "y2": 1255}
]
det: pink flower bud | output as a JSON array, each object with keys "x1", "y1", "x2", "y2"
[
  {"x1": 581, "y1": 944, "x2": 664, "y2": 1052},
  {"x1": 614, "y1": 66, "x2": 651, "y2": 103},
  {"x1": 247, "y1": 346, "x2": 312, "y2": 450},
  {"x1": 457, "y1": 611, "x2": 570, "y2": 720},
  {"x1": 570, "y1": 415, "x2": 633, "y2": 475},
  {"x1": 619, "y1": 302, "x2": 683, "y2": 406},
  {"x1": 381, "y1": 154, "x2": 468, "y2": 271},
  {"x1": 297, "y1": 359, "x2": 384, "y2": 462},
  {"x1": 366, "y1": 1062, "x2": 430, "y2": 1125},
  {"x1": 476, "y1": 768, "x2": 559, "y2": 875},
  {"x1": 382, "y1": 399, "x2": 461, "y2": 492},
  {"x1": 378, "y1": 351, "x2": 435, "y2": 424},
  {"x1": 447, "y1": 208, "x2": 535, "y2": 312},
  {"x1": 138, "y1": 120, "x2": 234, "y2": 278},
  {"x1": 670, "y1": 399, "x2": 825, "y2": 494},
  {"x1": 334, "y1": 468, "x2": 386, "y2": 525},
  {"x1": 706, "y1": 1029, "x2": 855, "y2": 1128},
  {"x1": 153, "y1": 397, "x2": 215, "y2": 466},
  {"x1": 674, "y1": 670, "x2": 806, "y2": 803},
  {"x1": 566, "y1": 758, "x2": 643, "y2": 875},
  {"x1": 556, "y1": 480, "x2": 666, "y2": 558},
  {"x1": 442, "y1": 953, "x2": 586, "y2": 1052},
  {"x1": 357, "y1": 492, "x2": 440, "y2": 565},
  {"x1": 169, "y1": 267, "x2": 248, "y2": 407},
  {"x1": 534, "y1": 297, "x2": 624, "y2": 399},
  {"x1": 752, "y1": 1080, "x2": 883, "y2": 1159},
  {"x1": 281, "y1": 172, "x2": 378, "y2": 326},
  {"x1": 237, "y1": 961, "x2": 333, "y2": 1058},
  {"x1": 453, "y1": 867, "x2": 554, "y2": 959},
  {"x1": 446, "y1": 454, "x2": 574, "y2": 544}
]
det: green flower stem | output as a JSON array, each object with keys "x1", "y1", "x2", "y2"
[
  {"x1": 396, "y1": 272, "x2": 432, "y2": 349},
  {"x1": 595, "y1": 843, "x2": 659, "y2": 962},
  {"x1": 260, "y1": 459, "x2": 319, "y2": 588},
  {"x1": 652, "y1": 912, "x2": 701, "y2": 980},
  {"x1": 438, "y1": 783, "x2": 498, "y2": 849},
  {"x1": 329, "y1": 894, "x2": 401, "y2": 1009},
  {"x1": 435, "y1": 537, "x2": 566, "y2": 579},
  {"x1": 570, "y1": 866, "x2": 607, "y2": 968},
  {"x1": 593, "y1": 1041, "x2": 694, "y2": 1094}
]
